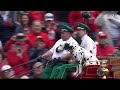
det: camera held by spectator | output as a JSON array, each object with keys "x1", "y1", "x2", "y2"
[
  {"x1": 16, "y1": 33, "x2": 27, "y2": 41},
  {"x1": 11, "y1": 33, "x2": 27, "y2": 42}
]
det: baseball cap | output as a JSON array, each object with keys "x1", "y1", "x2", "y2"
[
  {"x1": 20, "y1": 75, "x2": 29, "y2": 79},
  {"x1": 44, "y1": 13, "x2": 54, "y2": 21},
  {"x1": 1, "y1": 65, "x2": 12, "y2": 72},
  {"x1": 36, "y1": 36, "x2": 44, "y2": 42},
  {"x1": 98, "y1": 32, "x2": 107, "y2": 38}
]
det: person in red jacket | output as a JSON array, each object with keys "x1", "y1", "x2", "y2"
[
  {"x1": 68, "y1": 11, "x2": 101, "y2": 41},
  {"x1": 27, "y1": 20, "x2": 50, "y2": 49},
  {"x1": 4, "y1": 33, "x2": 32, "y2": 52},
  {"x1": 96, "y1": 32, "x2": 115, "y2": 57},
  {"x1": 6, "y1": 41, "x2": 30, "y2": 77}
]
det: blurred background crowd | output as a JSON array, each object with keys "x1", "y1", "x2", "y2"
[{"x1": 0, "y1": 11, "x2": 120, "y2": 79}]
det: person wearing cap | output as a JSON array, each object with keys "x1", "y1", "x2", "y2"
[
  {"x1": 28, "y1": 36, "x2": 48, "y2": 71},
  {"x1": 75, "y1": 22, "x2": 97, "y2": 56},
  {"x1": 6, "y1": 40, "x2": 30, "y2": 77},
  {"x1": 44, "y1": 13, "x2": 54, "y2": 21},
  {"x1": 41, "y1": 23, "x2": 79, "y2": 79},
  {"x1": 96, "y1": 32, "x2": 115, "y2": 57},
  {"x1": 44, "y1": 13, "x2": 59, "y2": 48},
  {"x1": 68, "y1": 11, "x2": 101, "y2": 41},
  {"x1": 0, "y1": 65, "x2": 15, "y2": 79}
]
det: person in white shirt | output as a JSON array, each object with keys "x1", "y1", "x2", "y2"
[
  {"x1": 95, "y1": 11, "x2": 120, "y2": 47},
  {"x1": 41, "y1": 23, "x2": 78, "y2": 79},
  {"x1": 75, "y1": 22, "x2": 96, "y2": 56}
]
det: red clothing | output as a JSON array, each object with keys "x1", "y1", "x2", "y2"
[
  {"x1": 45, "y1": 22, "x2": 59, "y2": 48},
  {"x1": 97, "y1": 44, "x2": 115, "y2": 57},
  {"x1": 68, "y1": 11, "x2": 101, "y2": 33},
  {"x1": 27, "y1": 32, "x2": 50, "y2": 49},
  {"x1": 6, "y1": 49, "x2": 29, "y2": 76},
  {"x1": 29, "y1": 11, "x2": 44, "y2": 21},
  {"x1": 4, "y1": 40, "x2": 32, "y2": 52}
]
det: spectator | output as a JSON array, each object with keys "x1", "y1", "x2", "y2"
[
  {"x1": 74, "y1": 22, "x2": 97, "y2": 56},
  {"x1": 27, "y1": 20, "x2": 50, "y2": 49},
  {"x1": 6, "y1": 41, "x2": 30, "y2": 76},
  {"x1": 68, "y1": 11, "x2": 100, "y2": 41},
  {"x1": 0, "y1": 65, "x2": 15, "y2": 79},
  {"x1": 44, "y1": 13, "x2": 59, "y2": 48},
  {"x1": 4, "y1": 33, "x2": 32, "y2": 52},
  {"x1": 15, "y1": 11, "x2": 30, "y2": 25},
  {"x1": 95, "y1": 11, "x2": 120, "y2": 47},
  {"x1": 30, "y1": 62, "x2": 44, "y2": 79},
  {"x1": 28, "y1": 36, "x2": 48, "y2": 70},
  {"x1": 15, "y1": 13, "x2": 32, "y2": 35},
  {"x1": 0, "y1": 11, "x2": 17, "y2": 46},
  {"x1": 96, "y1": 32, "x2": 115, "y2": 57}
]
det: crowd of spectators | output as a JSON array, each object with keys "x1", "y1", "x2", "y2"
[{"x1": 0, "y1": 11, "x2": 120, "y2": 79}]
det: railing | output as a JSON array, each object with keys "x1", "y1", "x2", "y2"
[{"x1": 1, "y1": 56, "x2": 120, "y2": 79}]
